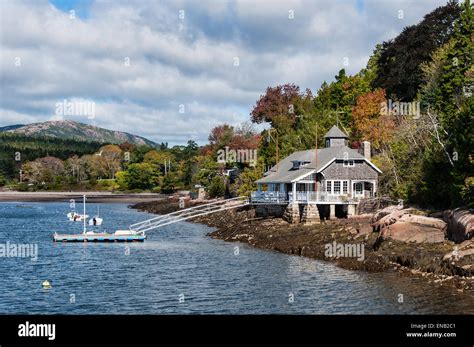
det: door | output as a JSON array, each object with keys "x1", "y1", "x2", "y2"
[{"x1": 354, "y1": 182, "x2": 363, "y2": 198}]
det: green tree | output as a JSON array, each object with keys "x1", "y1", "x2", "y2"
[
  {"x1": 125, "y1": 163, "x2": 161, "y2": 190},
  {"x1": 207, "y1": 176, "x2": 225, "y2": 198},
  {"x1": 373, "y1": 1, "x2": 461, "y2": 100}
]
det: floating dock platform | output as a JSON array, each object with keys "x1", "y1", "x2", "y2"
[{"x1": 53, "y1": 231, "x2": 146, "y2": 242}]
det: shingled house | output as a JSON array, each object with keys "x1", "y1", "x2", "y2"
[{"x1": 251, "y1": 125, "x2": 382, "y2": 223}]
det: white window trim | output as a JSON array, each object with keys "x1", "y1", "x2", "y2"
[
  {"x1": 343, "y1": 160, "x2": 355, "y2": 167},
  {"x1": 326, "y1": 180, "x2": 349, "y2": 195}
]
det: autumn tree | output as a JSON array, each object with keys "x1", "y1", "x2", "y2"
[
  {"x1": 352, "y1": 89, "x2": 395, "y2": 150},
  {"x1": 250, "y1": 83, "x2": 301, "y2": 130},
  {"x1": 208, "y1": 124, "x2": 234, "y2": 149},
  {"x1": 97, "y1": 144, "x2": 123, "y2": 179}
]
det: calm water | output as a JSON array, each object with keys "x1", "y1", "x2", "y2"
[{"x1": 0, "y1": 202, "x2": 472, "y2": 314}]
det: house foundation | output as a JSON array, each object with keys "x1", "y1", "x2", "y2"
[
  {"x1": 301, "y1": 204, "x2": 320, "y2": 224},
  {"x1": 283, "y1": 204, "x2": 300, "y2": 224}
]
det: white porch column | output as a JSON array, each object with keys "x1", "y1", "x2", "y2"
[
  {"x1": 329, "y1": 204, "x2": 336, "y2": 219},
  {"x1": 257, "y1": 183, "x2": 262, "y2": 192},
  {"x1": 292, "y1": 182, "x2": 297, "y2": 205}
]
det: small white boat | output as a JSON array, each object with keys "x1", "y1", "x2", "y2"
[
  {"x1": 67, "y1": 212, "x2": 89, "y2": 222},
  {"x1": 88, "y1": 206, "x2": 103, "y2": 226}
]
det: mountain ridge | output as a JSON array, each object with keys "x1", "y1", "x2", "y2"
[{"x1": 0, "y1": 120, "x2": 157, "y2": 147}]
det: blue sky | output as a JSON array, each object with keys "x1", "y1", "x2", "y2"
[
  {"x1": 49, "y1": 0, "x2": 93, "y2": 19},
  {"x1": 0, "y1": 0, "x2": 448, "y2": 145}
]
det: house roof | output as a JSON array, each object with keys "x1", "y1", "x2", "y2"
[
  {"x1": 324, "y1": 125, "x2": 348, "y2": 138},
  {"x1": 256, "y1": 146, "x2": 381, "y2": 184}
]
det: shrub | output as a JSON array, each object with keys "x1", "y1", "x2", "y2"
[{"x1": 207, "y1": 176, "x2": 225, "y2": 198}]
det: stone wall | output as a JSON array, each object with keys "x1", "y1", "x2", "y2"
[{"x1": 356, "y1": 197, "x2": 395, "y2": 214}]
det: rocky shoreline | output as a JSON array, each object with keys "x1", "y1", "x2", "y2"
[{"x1": 131, "y1": 199, "x2": 474, "y2": 294}]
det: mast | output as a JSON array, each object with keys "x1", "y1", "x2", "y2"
[{"x1": 83, "y1": 195, "x2": 86, "y2": 234}]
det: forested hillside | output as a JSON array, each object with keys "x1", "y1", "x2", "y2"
[{"x1": 1, "y1": 0, "x2": 471, "y2": 209}]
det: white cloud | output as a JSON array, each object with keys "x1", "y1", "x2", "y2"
[{"x1": 0, "y1": 0, "x2": 447, "y2": 145}]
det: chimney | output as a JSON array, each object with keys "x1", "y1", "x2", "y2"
[{"x1": 362, "y1": 141, "x2": 371, "y2": 160}]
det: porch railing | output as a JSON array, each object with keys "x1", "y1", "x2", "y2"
[
  {"x1": 250, "y1": 191, "x2": 359, "y2": 204},
  {"x1": 288, "y1": 191, "x2": 355, "y2": 203},
  {"x1": 250, "y1": 191, "x2": 288, "y2": 204}
]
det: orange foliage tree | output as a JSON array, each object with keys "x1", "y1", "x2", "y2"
[{"x1": 351, "y1": 89, "x2": 394, "y2": 150}]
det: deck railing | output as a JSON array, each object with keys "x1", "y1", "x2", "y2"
[
  {"x1": 288, "y1": 191, "x2": 353, "y2": 203},
  {"x1": 251, "y1": 191, "x2": 359, "y2": 204},
  {"x1": 250, "y1": 191, "x2": 288, "y2": 204}
]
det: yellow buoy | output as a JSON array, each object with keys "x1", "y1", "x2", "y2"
[{"x1": 42, "y1": 280, "x2": 52, "y2": 289}]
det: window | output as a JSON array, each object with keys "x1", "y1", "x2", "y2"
[
  {"x1": 326, "y1": 180, "x2": 348, "y2": 195},
  {"x1": 355, "y1": 182, "x2": 363, "y2": 195},
  {"x1": 326, "y1": 181, "x2": 332, "y2": 193},
  {"x1": 343, "y1": 160, "x2": 355, "y2": 167}
]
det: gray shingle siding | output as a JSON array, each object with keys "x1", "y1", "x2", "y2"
[
  {"x1": 321, "y1": 160, "x2": 378, "y2": 180},
  {"x1": 327, "y1": 138, "x2": 347, "y2": 147}
]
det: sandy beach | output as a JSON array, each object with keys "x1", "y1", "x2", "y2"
[{"x1": 0, "y1": 191, "x2": 167, "y2": 203}]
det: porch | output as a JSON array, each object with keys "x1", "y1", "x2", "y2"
[
  {"x1": 251, "y1": 180, "x2": 377, "y2": 205},
  {"x1": 250, "y1": 190, "x2": 357, "y2": 204}
]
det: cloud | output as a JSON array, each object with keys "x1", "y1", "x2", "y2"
[{"x1": 0, "y1": 0, "x2": 447, "y2": 145}]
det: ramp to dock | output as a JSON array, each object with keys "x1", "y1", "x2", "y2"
[{"x1": 129, "y1": 197, "x2": 249, "y2": 233}]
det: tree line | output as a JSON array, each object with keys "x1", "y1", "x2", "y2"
[{"x1": 1, "y1": 0, "x2": 471, "y2": 208}]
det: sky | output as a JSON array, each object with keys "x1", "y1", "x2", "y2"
[{"x1": 0, "y1": 0, "x2": 448, "y2": 146}]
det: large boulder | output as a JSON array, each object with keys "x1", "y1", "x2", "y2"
[
  {"x1": 443, "y1": 239, "x2": 474, "y2": 260},
  {"x1": 381, "y1": 222, "x2": 445, "y2": 243},
  {"x1": 442, "y1": 208, "x2": 474, "y2": 242},
  {"x1": 372, "y1": 205, "x2": 403, "y2": 223},
  {"x1": 398, "y1": 214, "x2": 447, "y2": 231},
  {"x1": 372, "y1": 208, "x2": 419, "y2": 232}
]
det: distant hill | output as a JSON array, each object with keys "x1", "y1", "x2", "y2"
[
  {"x1": 0, "y1": 120, "x2": 157, "y2": 147},
  {"x1": 0, "y1": 124, "x2": 24, "y2": 132}
]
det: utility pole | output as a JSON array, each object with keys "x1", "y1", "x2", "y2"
[
  {"x1": 314, "y1": 124, "x2": 318, "y2": 193},
  {"x1": 334, "y1": 109, "x2": 349, "y2": 136}
]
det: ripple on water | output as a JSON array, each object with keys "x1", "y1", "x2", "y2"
[{"x1": 0, "y1": 202, "x2": 473, "y2": 314}]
